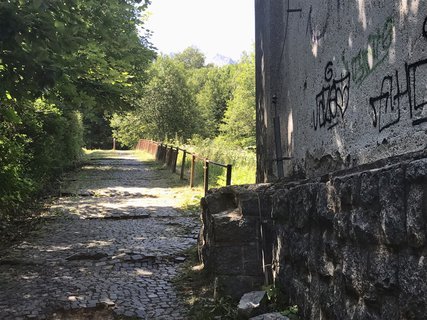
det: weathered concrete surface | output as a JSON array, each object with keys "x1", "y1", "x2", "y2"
[
  {"x1": 256, "y1": 0, "x2": 427, "y2": 181},
  {"x1": 0, "y1": 151, "x2": 199, "y2": 320}
]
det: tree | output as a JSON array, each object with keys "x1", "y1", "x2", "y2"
[
  {"x1": 112, "y1": 56, "x2": 201, "y2": 146},
  {"x1": 0, "y1": 0, "x2": 155, "y2": 221},
  {"x1": 219, "y1": 53, "x2": 256, "y2": 147},
  {"x1": 173, "y1": 46, "x2": 206, "y2": 69},
  {"x1": 192, "y1": 66, "x2": 233, "y2": 137}
]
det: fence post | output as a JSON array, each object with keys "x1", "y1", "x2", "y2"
[
  {"x1": 162, "y1": 144, "x2": 167, "y2": 163},
  {"x1": 165, "y1": 145, "x2": 170, "y2": 166},
  {"x1": 190, "y1": 154, "x2": 196, "y2": 188},
  {"x1": 204, "y1": 159, "x2": 209, "y2": 195},
  {"x1": 169, "y1": 146, "x2": 173, "y2": 167},
  {"x1": 172, "y1": 148, "x2": 178, "y2": 173},
  {"x1": 180, "y1": 150, "x2": 187, "y2": 180},
  {"x1": 156, "y1": 144, "x2": 161, "y2": 161},
  {"x1": 226, "y1": 164, "x2": 232, "y2": 186}
]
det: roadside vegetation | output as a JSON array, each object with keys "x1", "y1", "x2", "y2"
[
  {"x1": 0, "y1": 2, "x2": 255, "y2": 241},
  {"x1": 112, "y1": 47, "x2": 257, "y2": 186},
  {"x1": 0, "y1": 0, "x2": 154, "y2": 231}
]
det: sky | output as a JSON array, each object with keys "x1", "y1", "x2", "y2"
[{"x1": 143, "y1": 0, "x2": 255, "y2": 64}]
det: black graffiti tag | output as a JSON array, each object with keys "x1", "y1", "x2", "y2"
[
  {"x1": 369, "y1": 58, "x2": 427, "y2": 131},
  {"x1": 312, "y1": 62, "x2": 350, "y2": 130}
]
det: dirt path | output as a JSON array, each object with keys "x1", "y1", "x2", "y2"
[{"x1": 0, "y1": 151, "x2": 200, "y2": 320}]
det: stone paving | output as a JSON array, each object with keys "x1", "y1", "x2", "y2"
[{"x1": 0, "y1": 151, "x2": 200, "y2": 319}]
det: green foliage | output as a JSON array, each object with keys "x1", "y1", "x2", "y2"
[
  {"x1": 112, "y1": 46, "x2": 255, "y2": 151},
  {"x1": 191, "y1": 66, "x2": 233, "y2": 137},
  {"x1": 281, "y1": 305, "x2": 300, "y2": 319},
  {"x1": 112, "y1": 55, "x2": 201, "y2": 145},
  {"x1": 173, "y1": 46, "x2": 206, "y2": 69},
  {"x1": 0, "y1": 0, "x2": 154, "y2": 225},
  {"x1": 262, "y1": 284, "x2": 301, "y2": 320},
  {"x1": 110, "y1": 112, "x2": 146, "y2": 148},
  {"x1": 139, "y1": 56, "x2": 200, "y2": 140},
  {"x1": 185, "y1": 136, "x2": 256, "y2": 185},
  {"x1": 83, "y1": 111, "x2": 113, "y2": 149},
  {"x1": 219, "y1": 52, "x2": 256, "y2": 147}
]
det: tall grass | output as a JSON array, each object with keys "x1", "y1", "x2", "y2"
[{"x1": 173, "y1": 136, "x2": 256, "y2": 188}]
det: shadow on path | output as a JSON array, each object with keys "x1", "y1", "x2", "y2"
[{"x1": 0, "y1": 150, "x2": 200, "y2": 320}]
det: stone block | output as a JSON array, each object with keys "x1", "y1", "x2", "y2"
[
  {"x1": 407, "y1": 184, "x2": 426, "y2": 247},
  {"x1": 321, "y1": 229, "x2": 341, "y2": 265},
  {"x1": 318, "y1": 276, "x2": 345, "y2": 320},
  {"x1": 334, "y1": 174, "x2": 360, "y2": 211},
  {"x1": 273, "y1": 226, "x2": 290, "y2": 264},
  {"x1": 380, "y1": 295, "x2": 399, "y2": 320},
  {"x1": 237, "y1": 291, "x2": 267, "y2": 318},
  {"x1": 243, "y1": 245, "x2": 264, "y2": 276},
  {"x1": 398, "y1": 253, "x2": 427, "y2": 319},
  {"x1": 212, "y1": 245, "x2": 244, "y2": 275},
  {"x1": 271, "y1": 189, "x2": 290, "y2": 222},
  {"x1": 250, "y1": 313, "x2": 289, "y2": 320},
  {"x1": 237, "y1": 192, "x2": 273, "y2": 218},
  {"x1": 214, "y1": 275, "x2": 264, "y2": 300},
  {"x1": 275, "y1": 263, "x2": 293, "y2": 298},
  {"x1": 237, "y1": 192, "x2": 261, "y2": 217},
  {"x1": 406, "y1": 158, "x2": 427, "y2": 182},
  {"x1": 288, "y1": 231, "x2": 309, "y2": 266},
  {"x1": 317, "y1": 250, "x2": 335, "y2": 278},
  {"x1": 213, "y1": 244, "x2": 262, "y2": 276},
  {"x1": 212, "y1": 209, "x2": 259, "y2": 243},
  {"x1": 288, "y1": 184, "x2": 316, "y2": 230},
  {"x1": 314, "y1": 182, "x2": 335, "y2": 227},
  {"x1": 307, "y1": 227, "x2": 321, "y2": 273},
  {"x1": 360, "y1": 170, "x2": 380, "y2": 208},
  {"x1": 333, "y1": 209, "x2": 350, "y2": 240},
  {"x1": 379, "y1": 167, "x2": 406, "y2": 245},
  {"x1": 367, "y1": 246, "x2": 398, "y2": 292},
  {"x1": 342, "y1": 245, "x2": 367, "y2": 297},
  {"x1": 201, "y1": 190, "x2": 236, "y2": 215},
  {"x1": 259, "y1": 193, "x2": 274, "y2": 219},
  {"x1": 349, "y1": 207, "x2": 381, "y2": 244},
  {"x1": 306, "y1": 273, "x2": 321, "y2": 319}
]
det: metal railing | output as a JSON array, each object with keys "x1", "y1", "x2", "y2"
[{"x1": 136, "y1": 139, "x2": 232, "y2": 195}]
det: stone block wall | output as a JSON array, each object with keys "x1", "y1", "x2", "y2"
[
  {"x1": 200, "y1": 152, "x2": 427, "y2": 319},
  {"x1": 199, "y1": 185, "x2": 275, "y2": 300},
  {"x1": 272, "y1": 155, "x2": 427, "y2": 319}
]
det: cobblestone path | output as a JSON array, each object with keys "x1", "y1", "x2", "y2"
[{"x1": 0, "y1": 151, "x2": 199, "y2": 320}]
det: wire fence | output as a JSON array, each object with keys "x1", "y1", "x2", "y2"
[{"x1": 135, "y1": 139, "x2": 232, "y2": 195}]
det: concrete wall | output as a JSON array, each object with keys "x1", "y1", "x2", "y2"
[{"x1": 256, "y1": 0, "x2": 427, "y2": 182}]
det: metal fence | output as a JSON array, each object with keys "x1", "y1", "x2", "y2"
[{"x1": 136, "y1": 139, "x2": 232, "y2": 195}]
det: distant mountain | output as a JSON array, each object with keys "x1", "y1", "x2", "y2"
[{"x1": 208, "y1": 54, "x2": 236, "y2": 66}]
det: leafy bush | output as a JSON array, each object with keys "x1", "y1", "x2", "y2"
[{"x1": 0, "y1": 97, "x2": 84, "y2": 222}]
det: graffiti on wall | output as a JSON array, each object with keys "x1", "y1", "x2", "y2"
[
  {"x1": 369, "y1": 19, "x2": 427, "y2": 131},
  {"x1": 342, "y1": 17, "x2": 394, "y2": 87},
  {"x1": 312, "y1": 62, "x2": 350, "y2": 130},
  {"x1": 369, "y1": 59, "x2": 427, "y2": 131},
  {"x1": 312, "y1": 14, "x2": 427, "y2": 133}
]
